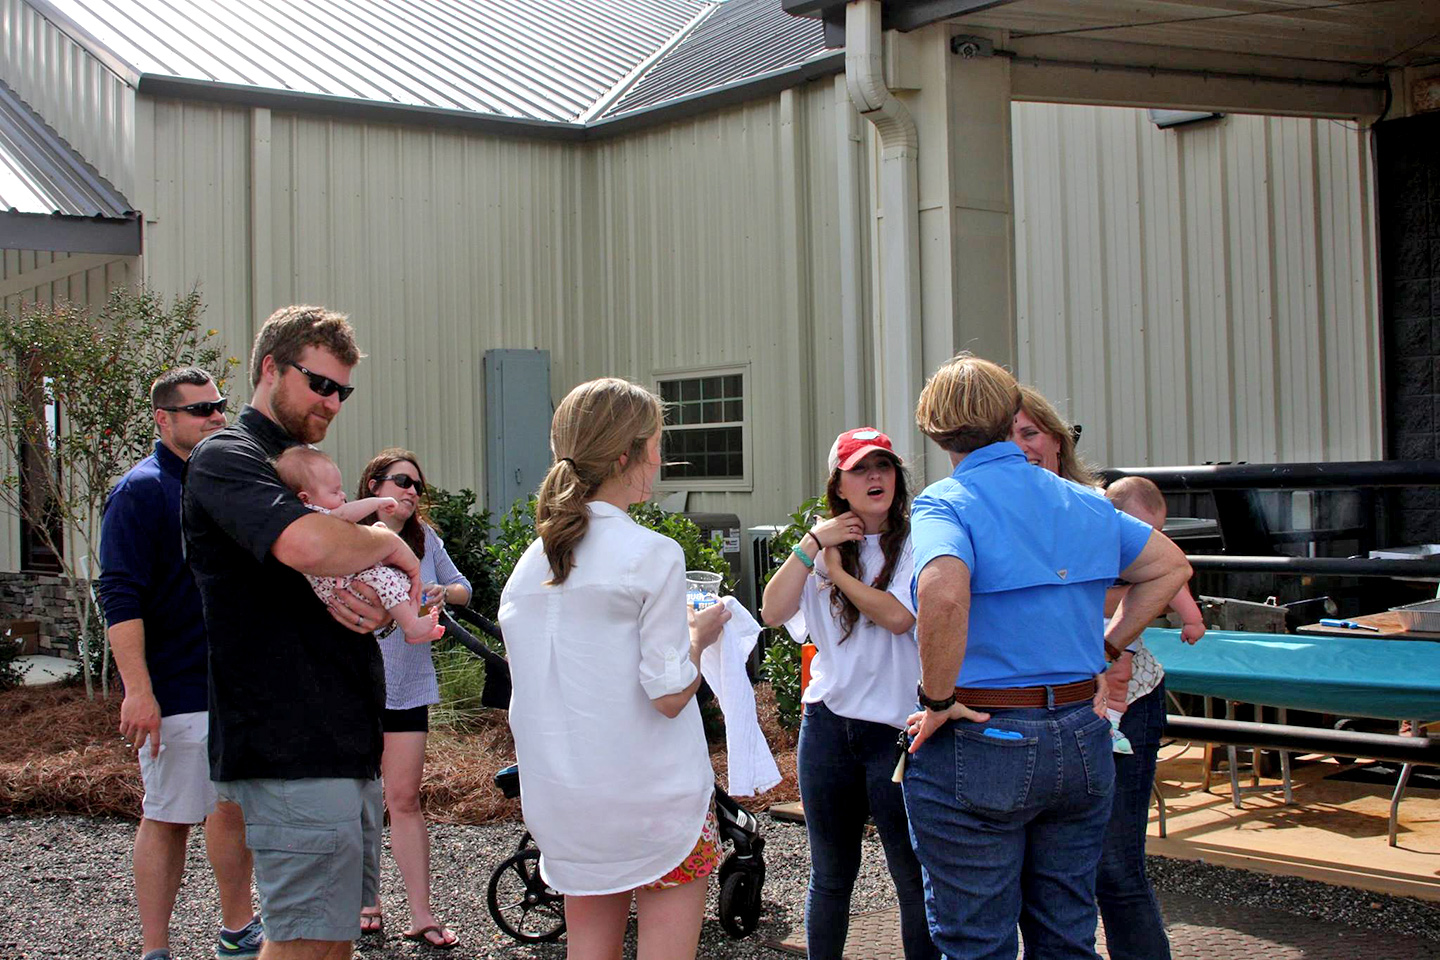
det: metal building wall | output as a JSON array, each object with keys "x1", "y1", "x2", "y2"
[
  {"x1": 1012, "y1": 102, "x2": 1381, "y2": 468},
  {"x1": 0, "y1": 0, "x2": 135, "y2": 198},
  {"x1": 140, "y1": 96, "x2": 589, "y2": 504},
  {"x1": 586, "y1": 78, "x2": 848, "y2": 525},
  {"x1": 138, "y1": 78, "x2": 848, "y2": 531}
]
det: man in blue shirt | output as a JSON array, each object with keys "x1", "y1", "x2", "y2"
[
  {"x1": 902, "y1": 353, "x2": 1190, "y2": 960},
  {"x1": 98, "y1": 367, "x2": 263, "y2": 960}
]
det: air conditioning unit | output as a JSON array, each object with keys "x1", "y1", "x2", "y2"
[{"x1": 747, "y1": 525, "x2": 785, "y2": 608}]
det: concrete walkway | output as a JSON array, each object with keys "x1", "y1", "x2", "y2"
[
  {"x1": 14, "y1": 653, "x2": 78, "y2": 685},
  {"x1": 768, "y1": 891, "x2": 1440, "y2": 958}
]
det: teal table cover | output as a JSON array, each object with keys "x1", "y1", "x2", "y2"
[{"x1": 1144, "y1": 628, "x2": 1440, "y2": 721}]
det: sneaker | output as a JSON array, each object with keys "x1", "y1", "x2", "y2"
[
  {"x1": 216, "y1": 915, "x2": 264, "y2": 959},
  {"x1": 1110, "y1": 720, "x2": 1134, "y2": 756},
  {"x1": 142, "y1": 950, "x2": 171, "y2": 960}
]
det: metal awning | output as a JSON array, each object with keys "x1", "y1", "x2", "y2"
[
  {"x1": 783, "y1": 0, "x2": 1440, "y2": 119},
  {"x1": 0, "y1": 78, "x2": 138, "y2": 254}
]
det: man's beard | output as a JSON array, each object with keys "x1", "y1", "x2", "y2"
[{"x1": 272, "y1": 381, "x2": 333, "y2": 443}]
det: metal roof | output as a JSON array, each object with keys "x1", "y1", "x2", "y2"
[
  {"x1": 38, "y1": 0, "x2": 710, "y2": 123},
  {"x1": 604, "y1": 0, "x2": 832, "y2": 117},
  {"x1": 0, "y1": 77, "x2": 131, "y2": 218}
]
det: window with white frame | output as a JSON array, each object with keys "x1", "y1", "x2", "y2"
[{"x1": 657, "y1": 366, "x2": 748, "y2": 486}]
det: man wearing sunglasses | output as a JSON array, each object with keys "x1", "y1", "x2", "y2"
[
  {"x1": 183, "y1": 305, "x2": 421, "y2": 960},
  {"x1": 98, "y1": 367, "x2": 264, "y2": 960}
]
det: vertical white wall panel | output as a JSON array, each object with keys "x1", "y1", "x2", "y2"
[
  {"x1": 1013, "y1": 103, "x2": 1380, "y2": 468},
  {"x1": 0, "y1": 0, "x2": 135, "y2": 199}
]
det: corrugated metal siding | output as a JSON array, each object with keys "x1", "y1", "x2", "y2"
[
  {"x1": 0, "y1": 249, "x2": 135, "y2": 572},
  {"x1": 588, "y1": 79, "x2": 844, "y2": 523},
  {"x1": 137, "y1": 78, "x2": 846, "y2": 542},
  {"x1": 0, "y1": 77, "x2": 131, "y2": 216},
  {"x1": 1012, "y1": 103, "x2": 1380, "y2": 468},
  {"x1": 141, "y1": 97, "x2": 592, "y2": 503},
  {"x1": 0, "y1": 0, "x2": 135, "y2": 198},
  {"x1": 43, "y1": 0, "x2": 706, "y2": 122},
  {"x1": 606, "y1": 0, "x2": 831, "y2": 117}
]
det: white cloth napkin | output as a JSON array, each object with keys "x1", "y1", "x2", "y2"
[{"x1": 699, "y1": 597, "x2": 782, "y2": 797}]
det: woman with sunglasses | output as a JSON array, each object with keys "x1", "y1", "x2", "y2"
[{"x1": 353, "y1": 448, "x2": 471, "y2": 950}]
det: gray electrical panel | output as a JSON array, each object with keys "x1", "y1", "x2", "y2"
[{"x1": 484, "y1": 349, "x2": 554, "y2": 517}]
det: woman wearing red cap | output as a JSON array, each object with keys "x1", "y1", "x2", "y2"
[{"x1": 761, "y1": 428, "x2": 938, "y2": 960}]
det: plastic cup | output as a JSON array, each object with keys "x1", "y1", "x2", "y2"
[{"x1": 685, "y1": 570, "x2": 723, "y2": 610}]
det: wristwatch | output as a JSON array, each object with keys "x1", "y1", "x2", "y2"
[{"x1": 916, "y1": 684, "x2": 956, "y2": 712}]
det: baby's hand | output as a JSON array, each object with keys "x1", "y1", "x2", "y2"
[
  {"x1": 377, "y1": 497, "x2": 400, "y2": 515},
  {"x1": 1181, "y1": 620, "x2": 1205, "y2": 644}
]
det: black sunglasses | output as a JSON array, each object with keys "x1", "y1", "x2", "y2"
[
  {"x1": 374, "y1": 474, "x2": 426, "y2": 494},
  {"x1": 289, "y1": 362, "x2": 355, "y2": 402},
  {"x1": 159, "y1": 397, "x2": 228, "y2": 417}
]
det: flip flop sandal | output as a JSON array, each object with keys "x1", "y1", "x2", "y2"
[
  {"x1": 359, "y1": 908, "x2": 384, "y2": 937},
  {"x1": 402, "y1": 925, "x2": 458, "y2": 950}
]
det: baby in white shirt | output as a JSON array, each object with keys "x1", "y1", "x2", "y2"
[{"x1": 274, "y1": 445, "x2": 443, "y2": 642}]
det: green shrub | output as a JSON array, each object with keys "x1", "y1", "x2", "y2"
[
  {"x1": 426, "y1": 487, "x2": 498, "y2": 618},
  {"x1": 482, "y1": 496, "x2": 539, "y2": 617},
  {"x1": 759, "y1": 494, "x2": 827, "y2": 730},
  {"x1": 627, "y1": 502, "x2": 731, "y2": 583},
  {"x1": 0, "y1": 628, "x2": 22, "y2": 692}
]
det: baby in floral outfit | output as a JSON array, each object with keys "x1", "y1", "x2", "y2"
[
  {"x1": 1104, "y1": 476, "x2": 1206, "y2": 753},
  {"x1": 274, "y1": 445, "x2": 444, "y2": 642}
]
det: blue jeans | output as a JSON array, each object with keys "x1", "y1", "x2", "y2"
[
  {"x1": 1097, "y1": 680, "x2": 1171, "y2": 960},
  {"x1": 799, "y1": 701, "x2": 939, "y2": 960},
  {"x1": 903, "y1": 698, "x2": 1115, "y2": 960}
]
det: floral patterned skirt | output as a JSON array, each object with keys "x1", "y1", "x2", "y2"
[{"x1": 642, "y1": 807, "x2": 721, "y2": 890}]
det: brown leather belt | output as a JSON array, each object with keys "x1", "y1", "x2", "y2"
[{"x1": 954, "y1": 678, "x2": 1097, "y2": 709}]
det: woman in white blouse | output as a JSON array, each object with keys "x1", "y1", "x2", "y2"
[
  {"x1": 760, "y1": 428, "x2": 938, "y2": 960},
  {"x1": 499, "y1": 377, "x2": 731, "y2": 960}
]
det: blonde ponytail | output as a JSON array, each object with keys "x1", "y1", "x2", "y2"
[{"x1": 535, "y1": 378, "x2": 663, "y2": 584}]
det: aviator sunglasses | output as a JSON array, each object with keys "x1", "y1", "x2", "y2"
[
  {"x1": 289, "y1": 362, "x2": 355, "y2": 401},
  {"x1": 159, "y1": 397, "x2": 229, "y2": 417},
  {"x1": 374, "y1": 474, "x2": 426, "y2": 494}
]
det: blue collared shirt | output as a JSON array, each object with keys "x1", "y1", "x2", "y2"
[
  {"x1": 910, "y1": 441, "x2": 1153, "y2": 688},
  {"x1": 97, "y1": 441, "x2": 209, "y2": 716}
]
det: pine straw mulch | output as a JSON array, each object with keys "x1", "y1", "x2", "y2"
[{"x1": 0, "y1": 683, "x2": 801, "y2": 824}]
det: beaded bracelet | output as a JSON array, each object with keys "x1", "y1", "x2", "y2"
[{"x1": 791, "y1": 542, "x2": 815, "y2": 569}]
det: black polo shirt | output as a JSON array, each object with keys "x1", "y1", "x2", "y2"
[{"x1": 182, "y1": 405, "x2": 384, "y2": 782}]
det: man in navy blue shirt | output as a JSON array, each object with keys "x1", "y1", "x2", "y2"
[{"x1": 98, "y1": 367, "x2": 263, "y2": 960}]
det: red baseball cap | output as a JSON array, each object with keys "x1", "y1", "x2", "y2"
[{"x1": 828, "y1": 427, "x2": 899, "y2": 473}]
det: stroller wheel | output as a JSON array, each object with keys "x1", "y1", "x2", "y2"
[
  {"x1": 717, "y1": 858, "x2": 764, "y2": 938},
  {"x1": 487, "y1": 848, "x2": 566, "y2": 943}
]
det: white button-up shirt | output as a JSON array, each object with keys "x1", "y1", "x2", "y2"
[{"x1": 498, "y1": 500, "x2": 714, "y2": 895}]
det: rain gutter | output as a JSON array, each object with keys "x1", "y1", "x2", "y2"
[{"x1": 844, "y1": 0, "x2": 921, "y2": 443}]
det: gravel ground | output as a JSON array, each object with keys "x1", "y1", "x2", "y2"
[{"x1": 4, "y1": 813, "x2": 1440, "y2": 958}]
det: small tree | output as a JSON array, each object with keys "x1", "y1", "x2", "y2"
[{"x1": 0, "y1": 287, "x2": 236, "y2": 696}]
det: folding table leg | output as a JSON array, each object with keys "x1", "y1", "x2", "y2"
[
  {"x1": 1278, "y1": 707, "x2": 1293, "y2": 805},
  {"x1": 1389, "y1": 717, "x2": 1422, "y2": 847},
  {"x1": 1390, "y1": 762, "x2": 1414, "y2": 847},
  {"x1": 1226, "y1": 701, "x2": 1243, "y2": 809}
]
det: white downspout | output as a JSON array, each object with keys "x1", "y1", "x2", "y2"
[
  {"x1": 834, "y1": 74, "x2": 867, "y2": 428},
  {"x1": 845, "y1": 0, "x2": 922, "y2": 456}
]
